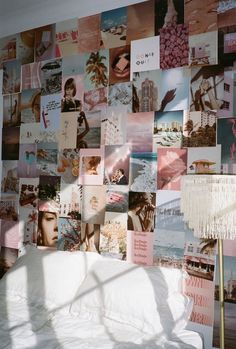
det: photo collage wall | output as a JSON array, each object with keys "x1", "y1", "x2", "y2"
[{"x1": 1, "y1": 0, "x2": 236, "y2": 348}]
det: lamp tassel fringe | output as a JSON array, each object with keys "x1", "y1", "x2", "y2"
[{"x1": 180, "y1": 175, "x2": 236, "y2": 240}]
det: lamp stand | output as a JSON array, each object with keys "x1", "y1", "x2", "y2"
[
  {"x1": 218, "y1": 239, "x2": 225, "y2": 349},
  {"x1": 180, "y1": 174, "x2": 236, "y2": 349}
]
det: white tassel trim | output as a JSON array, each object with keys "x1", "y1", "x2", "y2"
[{"x1": 180, "y1": 175, "x2": 236, "y2": 240}]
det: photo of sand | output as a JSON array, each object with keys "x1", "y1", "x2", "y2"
[
  {"x1": 185, "y1": 0, "x2": 218, "y2": 35},
  {"x1": 101, "y1": 7, "x2": 128, "y2": 49},
  {"x1": 126, "y1": 0, "x2": 155, "y2": 44},
  {"x1": 78, "y1": 14, "x2": 101, "y2": 53}
]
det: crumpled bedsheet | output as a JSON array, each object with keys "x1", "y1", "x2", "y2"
[{"x1": 0, "y1": 294, "x2": 202, "y2": 349}]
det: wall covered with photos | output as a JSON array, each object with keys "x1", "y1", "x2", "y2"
[{"x1": 0, "y1": 0, "x2": 236, "y2": 348}]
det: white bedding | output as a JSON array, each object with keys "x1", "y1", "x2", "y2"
[
  {"x1": 0, "y1": 294, "x2": 203, "y2": 349},
  {"x1": 0, "y1": 249, "x2": 203, "y2": 349}
]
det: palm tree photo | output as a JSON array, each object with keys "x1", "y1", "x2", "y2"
[{"x1": 86, "y1": 51, "x2": 108, "y2": 88}]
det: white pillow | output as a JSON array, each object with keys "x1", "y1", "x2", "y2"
[
  {"x1": 0, "y1": 245, "x2": 101, "y2": 313},
  {"x1": 70, "y1": 258, "x2": 189, "y2": 335},
  {"x1": 160, "y1": 292, "x2": 193, "y2": 334}
]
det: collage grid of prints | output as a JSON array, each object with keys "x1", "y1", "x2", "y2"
[{"x1": 1, "y1": 1, "x2": 236, "y2": 348}]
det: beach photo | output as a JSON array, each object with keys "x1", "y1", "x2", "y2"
[
  {"x1": 153, "y1": 228, "x2": 185, "y2": 269},
  {"x1": 100, "y1": 7, "x2": 128, "y2": 49},
  {"x1": 129, "y1": 152, "x2": 157, "y2": 193},
  {"x1": 79, "y1": 110, "x2": 101, "y2": 148},
  {"x1": 37, "y1": 142, "x2": 58, "y2": 177},
  {"x1": 153, "y1": 110, "x2": 183, "y2": 150},
  {"x1": 20, "y1": 123, "x2": 40, "y2": 144}
]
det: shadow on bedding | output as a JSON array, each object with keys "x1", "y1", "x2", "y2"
[
  {"x1": 0, "y1": 246, "x2": 200, "y2": 349},
  {"x1": 0, "y1": 246, "x2": 63, "y2": 349},
  {"x1": 69, "y1": 258, "x2": 198, "y2": 349}
]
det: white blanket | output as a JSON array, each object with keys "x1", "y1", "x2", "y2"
[{"x1": 0, "y1": 294, "x2": 203, "y2": 349}]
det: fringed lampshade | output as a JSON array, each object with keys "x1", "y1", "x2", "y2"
[
  {"x1": 181, "y1": 175, "x2": 236, "y2": 240},
  {"x1": 180, "y1": 174, "x2": 236, "y2": 349}
]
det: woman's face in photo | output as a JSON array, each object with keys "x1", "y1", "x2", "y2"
[
  {"x1": 83, "y1": 156, "x2": 101, "y2": 174},
  {"x1": 90, "y1": 197, "x2": 98, "y2": 211},
  {"x1": 65, "y1": 86, "x2": 74, "y2": 98},
  {"x1": 41, "y1": 212, "x2": 58, "y2": 247}
]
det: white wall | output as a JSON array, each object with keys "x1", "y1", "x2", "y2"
[{"x1": 0, "y1": 0, "x2": 146, "y2": 38}]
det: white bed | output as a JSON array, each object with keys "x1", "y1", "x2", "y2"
[{"x1": 0, "y1": 246, "x2": 203, "y2": 349}]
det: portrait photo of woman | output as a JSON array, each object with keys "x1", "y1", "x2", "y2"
[
  {"x1": 37, "y1": 211, "x2": 58, "y2": 248},
  {"x1": 61, "y1": 77, "x2": 82, "y2": 112},
  {"x1": 128, "y1": 192, "x2": 156, "y2": 232}
]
